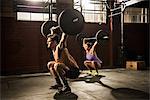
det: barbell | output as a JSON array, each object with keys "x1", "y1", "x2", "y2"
[
  {"x1": 41, "y1": 9, "x2": 85, "y2": 38},
  {"x1": 41, "y1": 21, "x2": 58, "y2": 38},
  {"x1": 80, "y1": 30, "x2": 109, "y2": 45},
  {"x1": 96, "y1": 30, "x2": 109, "y2": 43}
]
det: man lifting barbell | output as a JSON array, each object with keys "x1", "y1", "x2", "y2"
[
  {"x1": 47, "y1": 27, "x2": 80, "y2": 94},
  {"x1": 41, "y1": 9, "x2": 84, "y2": 95}
]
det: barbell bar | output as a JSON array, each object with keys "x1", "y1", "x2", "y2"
[{"x1": 83, "y1": 30, "x2": 109, "y2": 44}]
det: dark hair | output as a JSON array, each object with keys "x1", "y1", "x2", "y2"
[
  {"x1": 84, "y1": 38, "x2": 96, "y2": 44},
  {"x1": 86, "y1": 42, "x2": 93, "y2": 48},
  {"x1": 47, "y1": 34, "x2": 60, "y2": 43},
  {"x1": 52, "y1": 27, "x2": 62, "y2": 35},
  {"x1": 84, "y1": 39, "x2": 95, "y2": 48}
]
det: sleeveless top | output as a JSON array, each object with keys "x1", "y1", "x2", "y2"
[{"x1": 86, "y1": 52, "x2": 102, "y2": 63}]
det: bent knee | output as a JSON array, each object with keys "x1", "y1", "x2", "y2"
[
  {"x1": 94, "y1": 62, "x2": 101, "y2": 68},
  {"x1": 84, "y1": 60, "x2": 92, "y2": 66},
  {"x1": 84, "y1": 61, "x2": 88, "y2": 65},
  {"x1": 47, "y1": 61, "x2": 55, "y2": 69},
  {"x1": 54, "y1": 63, "x2": 65, "y2": 71}
]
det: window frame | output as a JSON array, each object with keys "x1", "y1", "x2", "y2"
[
  {"x1": 74, "y1": 0, "x2": 107, "y2": 23},
  {"x1": 124, "y1": 7, "x2": 148, "y2": 23},
  {"x1": 17, "y1": 12, "x2": 57, "y2": 21},
  {"x1": 16, "y1": 0, "x2": 57, "y2": 21}
]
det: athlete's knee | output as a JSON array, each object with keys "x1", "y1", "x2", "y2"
[
  {"x1": 94, "y1": 62, "x2": 101, "y2": 68},
  {"x1": 50, "y1": 66, "x2": 54, "y2": 72},
  {"x1": 97, "y1": 63, "x2": 102, "y2": 68},
  {"x1": 54, "y1": 63, "x2": 64, "y2": 72},
  {"x1": 47, "y1": 61, "x2": 55, "y2": 69},
  {"x1": 54, "y1": 63, "x2": 66, "y2": 76},
  {"x1": 84, "y1": 61, "x2": 86, "y2": 65},
  {"x1": 84, "y1": 61, "x2": 89, "y2": 66}
]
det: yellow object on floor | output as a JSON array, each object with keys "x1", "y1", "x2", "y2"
[{"x1": 80, "y1": 70, "x2": 99, "y2": 76}]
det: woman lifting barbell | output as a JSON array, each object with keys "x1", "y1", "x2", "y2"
[
  {"x1": 83, "y1": 36, "x2": 103, "y2": 76},
  {"x1": 82, "y1": 29, "x2": 109, "y2": 75}
]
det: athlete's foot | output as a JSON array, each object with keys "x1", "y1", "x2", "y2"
[
  {"x1": 87, "y1": 70, "x2": 92, "y2": 76},
  {"x1": 49, "y1": 84, "x2": 63, "y2": 89},
  {"x1": 95, "y1": 74, "x2": 100, "y2": 76},
  {"x1": 95, "y1": 74, "x2": 105, "y2": 77},
  {"x1": 95, "y1": 72, "x2": 99, "y2": 76},
  {"x1": 57, "y1": 86, "x2": 71, "y2": 94}
]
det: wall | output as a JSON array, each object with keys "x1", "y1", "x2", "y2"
[
  {"x1": 109, "y1": 15, "x2": 149, "y2": 67},
  {"x1": 1, "y1": 17, "x2": 50, "y2": 75},
  {"x1": 111, "y1": 15, "x2": 149, "y2": 67},
  {"x1": 112, "y1": 15, "x2": 121, "y2": 66},
  {"x1": 124, "y1": 23, "x2": 149, "y2": 67}
]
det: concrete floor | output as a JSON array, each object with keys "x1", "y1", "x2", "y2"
[{"x1": 1, "y1": 68, "x2": 149, "y2": 100}]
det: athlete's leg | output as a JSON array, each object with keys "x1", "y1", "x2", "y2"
[
  {"x1": 54, "y1": 63, "x2": 71, "y2": 93},
  {"x1": 47, "y1": 61, "x2": 63, "y2": 89}
]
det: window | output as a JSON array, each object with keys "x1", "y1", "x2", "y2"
[
  {"x1": 31, "y1": 13, "x2": 44, "y2": 21},
  {"x1": 17, "y1": 12, "x2": 57, "y2": 21},
  {"x1": 16, "y1": 0, "x2": 57, "y2": 21},
  {"x1": 17, "y1": 12, "x2": 31, "y2": 21},
  {"x1": 74, "y1": 0, "x2": 107, "y2": 23},
  {"x1": 124, "y1": 7, "x2": 148, "y2": 23},
  {"x1": 25, "y1": 0, "x2": 56, "y2": 3}
]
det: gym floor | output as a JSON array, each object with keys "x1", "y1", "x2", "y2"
[{"x1": 1, "y1": 68, "x2": 149, "y2": 100}]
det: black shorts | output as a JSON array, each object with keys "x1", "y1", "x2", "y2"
[{"x1": 66, "y1": 67, "x2": 80, "y2": 79}]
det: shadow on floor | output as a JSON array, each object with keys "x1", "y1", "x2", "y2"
[
  {"x1": 111, "y1": 88, "x2": 149, "y2": 100},
  {"x1": 98, "y1": 79, "x2": 149, "y2": 100},
  {"x1": 70, "y1": 74, "x2": 149, "y2": 100},
  {"x1": 70, "y1": 74, "x2": 106, "y2": 83},
  {"x1": 53, "y1": 92, "x2": 78, "y2": 100}
]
